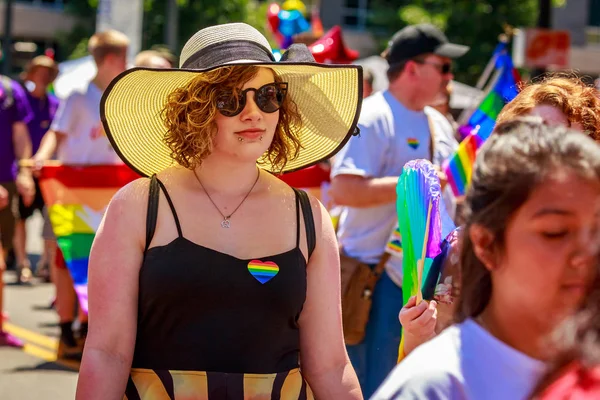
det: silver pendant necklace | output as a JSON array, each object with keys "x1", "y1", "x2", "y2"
[{"x1": 193, "y1": 167, "x2": 260, "y2": 228}]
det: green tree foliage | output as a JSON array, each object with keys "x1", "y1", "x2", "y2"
[
  {"x1": 55, "y1": 0, "x2": 268, "y2": 61},
  {"x1": 368, "y1": 0, "x2": 539, "y2": 85},
  {"x1": 53, "y1": 0, "x2": 96, "y2": 60}
]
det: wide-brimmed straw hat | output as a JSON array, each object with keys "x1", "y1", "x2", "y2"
[{"x1": 101, "y1": 22, "x2": 363, "y2": 176}]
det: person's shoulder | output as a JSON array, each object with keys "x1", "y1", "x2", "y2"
[
  {"x1": 424, "y1": 106, "x2": 452, "y2": 128},
  {"x1": 9, "y1": 79, "x2": 26, "y2": 95},
  {"x1": 66, "y1": 81, "x2": 101, "y2": 100},
  {"x1": 373, "y1": 335, "x2": 466, "y2": 400},
  {"x1": 62, "y1": 86, "x2": 86, "y2": 103},
  {"x1": 264, "y1": 172, "x2": 324, "y2": 228},
  {"x1": 109, "y1": 177, "x2": 151, "y2": 211},
  {"x1": 92, "y1": 177, "x2": 150, "y2": 249},
  {"x1": 6, "y1": 80, "x2": 30, "y2": 106},
  {"x1": 371, "y1": 325, "x2": 466, "y2": 400},
  {"x1": 373, "y1": 368, "x2": 465, "y2": 400},
  {"x1": 359, "y1": 91, "x2": 394, "y2": 125},
  {"x1": 408, "y1": 323, "x2": 463, "y2": 364},
  {"x1": 424, "y1": 106, "x2": 445, "y2": 118}
]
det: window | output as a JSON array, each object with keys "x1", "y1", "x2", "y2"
[
  {"x1": 587, "y1": 0, "x2": 600, "y2": 46},
  {"x1": 341, "y1": 0, "x2": 369, "y2": 30}
]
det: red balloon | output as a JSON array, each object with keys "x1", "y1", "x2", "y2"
[
  {"x1": 308, "y1": 25, "x2": 359, "y2": 64},
  {"x1": 267, "y1": 3, "x2": 281, "y2": 32}
]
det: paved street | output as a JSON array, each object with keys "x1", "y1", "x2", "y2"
[{"x1": 0, "y1": 214, "x2": 78, "y2": 400}]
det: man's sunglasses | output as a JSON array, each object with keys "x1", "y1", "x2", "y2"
[
  {"x1": 414, "y1": 59, "x2": 452, "y2": 75},
  {"x1": 216, "y1": 82, "x2": 288, "y2": 117}
]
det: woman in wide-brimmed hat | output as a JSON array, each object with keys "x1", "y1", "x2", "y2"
[{"x1": 76, "y1": 23, "x2": 363, "y2": 400}]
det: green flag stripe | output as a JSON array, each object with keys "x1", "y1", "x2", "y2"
[
  {"x1": 479, "y1": 91, "x2": 505, "y2": 120},
  {"x1": 56, "y1": 233, "x2": 95, "y2": 262}
]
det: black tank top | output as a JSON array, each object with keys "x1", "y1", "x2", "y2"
[{"x1": 131, "y1": 176, "x2": 316, "y2": 374}]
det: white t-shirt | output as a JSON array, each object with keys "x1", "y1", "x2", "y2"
[
  {"x1": 371, "y1": 319, "x2": 547, "y2": 400},
  {"x1": 51, "y1": 81, "x2": 121, "y2": 164},
  {"x1": 331, "y1": 90, "x2": 458, "y2": 264}
]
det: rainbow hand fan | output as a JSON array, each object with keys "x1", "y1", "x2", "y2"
[{"x1": 396, "y1": 159, "x2": 447, "y2": 361}]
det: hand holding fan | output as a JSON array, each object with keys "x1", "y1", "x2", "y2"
[{"x1": 396, "y1": 159, "x2": 447, "y2": 362}]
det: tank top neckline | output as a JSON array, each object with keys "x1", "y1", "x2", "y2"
[
  {"x1": 145, "y1": 177, "x2": 307, "y2": 265},
  {"x1": 146, "y1": 236, "x2": 306, "y2": 264}
]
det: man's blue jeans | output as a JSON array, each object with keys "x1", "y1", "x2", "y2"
[{"x1": 346, "y1": 269, "x2": 403, "y2": 399}]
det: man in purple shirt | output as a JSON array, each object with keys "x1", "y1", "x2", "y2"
[
  {"x1": 0, "y1": 75, "x2": 35, "y2": 347},
  {"x1": 12, "y1": 56, "x2": 59, "y2": 284}
]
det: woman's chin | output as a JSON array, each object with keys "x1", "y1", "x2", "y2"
[{"x1": 213, "y1": 146, "x2": 270, "y2": 164}]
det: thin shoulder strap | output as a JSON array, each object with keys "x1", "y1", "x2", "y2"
[
  {"x1": 156, "y1": 179, "x2": 183, "y2": 238},
  {"x1": 295, "y1": 190, "x2": 301, "y2": 248},
  {"x1": 145, "y1": 175, "x2": 160, "y2": 252},
  {"x1": 293, "y1": 188, "x2": 316, "y2": 259}
]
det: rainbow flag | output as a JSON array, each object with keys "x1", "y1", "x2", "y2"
[
  {"x1": 39, "y1": 165, "x2": 140, "y2": 314},
  {"x1": 444, "y1": 45, "x2": 520, "y2": 196}
]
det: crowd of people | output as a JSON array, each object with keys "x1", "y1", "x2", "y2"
[
  {"x1": 0, "y1": 30, "x2": 174, "y2": 354},
  {"x1": 1, "y1": 19, "x2": 600, "y2": 400}
]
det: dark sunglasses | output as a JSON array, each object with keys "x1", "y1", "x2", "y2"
[
  {"x1": 216, "y1": 82, "x2": 288, "y2": 117},
  {"x1": 414, "y1": 59, "x2": 452, "y2": 75}
]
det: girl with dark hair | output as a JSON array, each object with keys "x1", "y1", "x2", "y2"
[
  {"x1": 396, "y1": 75, "x2": 600, "y2": 360},
  {"x1": 372, "y1": 119, "x2": 600, "y2": 400}
]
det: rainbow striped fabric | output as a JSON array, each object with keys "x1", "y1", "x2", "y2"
[
  {"x1": 39, "y1": 165, "x2": 140, "y2": 314},
  {"x1": 444, "y1": 44, "x2": 520, "y2": 196}
]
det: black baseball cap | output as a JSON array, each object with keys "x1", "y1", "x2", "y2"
[{"x1": 383, "y1": 24, "x2": 469, "y2": 67}]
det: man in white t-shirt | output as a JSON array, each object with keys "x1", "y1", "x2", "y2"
[
  {"x1": 36, "y1": 31, "x2": 129, "y2": 166},
  {"x1": 330, "y1": 24, "x2": 468, "y2": 398},
  {"x1": 33, "y1": 30, "x2": 129, "y2": 357}
]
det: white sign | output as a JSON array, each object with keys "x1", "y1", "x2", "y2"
[
  {"x1": 512, "y1": 28, "x2": 570, "y2": 69},
  {"x1": 96, "y1": 0, "x2": 144, "y2": 61}
]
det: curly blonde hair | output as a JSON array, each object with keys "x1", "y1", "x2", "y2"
[
  {"x1": 162, "y1": 66, "x2": 302, "y2": 172},
  {"x1": 496, "y1": 75, "x2": 600, "y2": 141}
]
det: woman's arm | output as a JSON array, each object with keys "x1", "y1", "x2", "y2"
[
  {"x1": 76, "y1": 179, "x2": 148, "y2": 400},
  {"x1": 298, "y1": 196, "x2": 363, "y2": 400}
]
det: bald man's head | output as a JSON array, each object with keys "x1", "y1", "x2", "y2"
[{"x1": 134, "y1": 50, "x2": 172, "y2": 69}]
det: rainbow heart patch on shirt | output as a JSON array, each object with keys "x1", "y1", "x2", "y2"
[
  {"x1": 407, "y1": 138, "x2": 420, "y2": 149},
  {"x1": 248, "y1": 260, "x2": 280, "y2": 284}
]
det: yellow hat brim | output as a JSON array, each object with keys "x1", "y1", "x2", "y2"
[{"x1": 101, "y1": 62, "x2": 363, "y2": 177}]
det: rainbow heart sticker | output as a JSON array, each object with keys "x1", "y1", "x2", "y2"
[
  {"x1": 407, "y1": 138, "x2": 420, "y2": 150},
  {"x1": 248, "y1": 260, "x2": 280, "y2": 284}
]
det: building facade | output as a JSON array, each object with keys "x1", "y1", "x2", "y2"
[
  {"x1": 552, "y1": 0, "x2": 600, "y2": 75},
  {"x1": 319, "y1": 0, "x2": 377, "y2": 57},
  {"x1": 0, "y1": 0, "x2": 78, "y2": 74}
]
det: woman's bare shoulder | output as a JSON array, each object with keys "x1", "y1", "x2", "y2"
[
  {"x1": 111, "y1": 177, "x2": 151, "y2": 208},
  {"x1": 102, "y1": 177, "x2": 153, "y2": 235},
  {"x1": 110, "y1": 166, "x2": 184, "y2": 207}
]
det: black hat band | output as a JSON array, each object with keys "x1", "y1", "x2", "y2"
[{"x1": 181, "y1": 40, "x2": 276, "y2": 70}]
